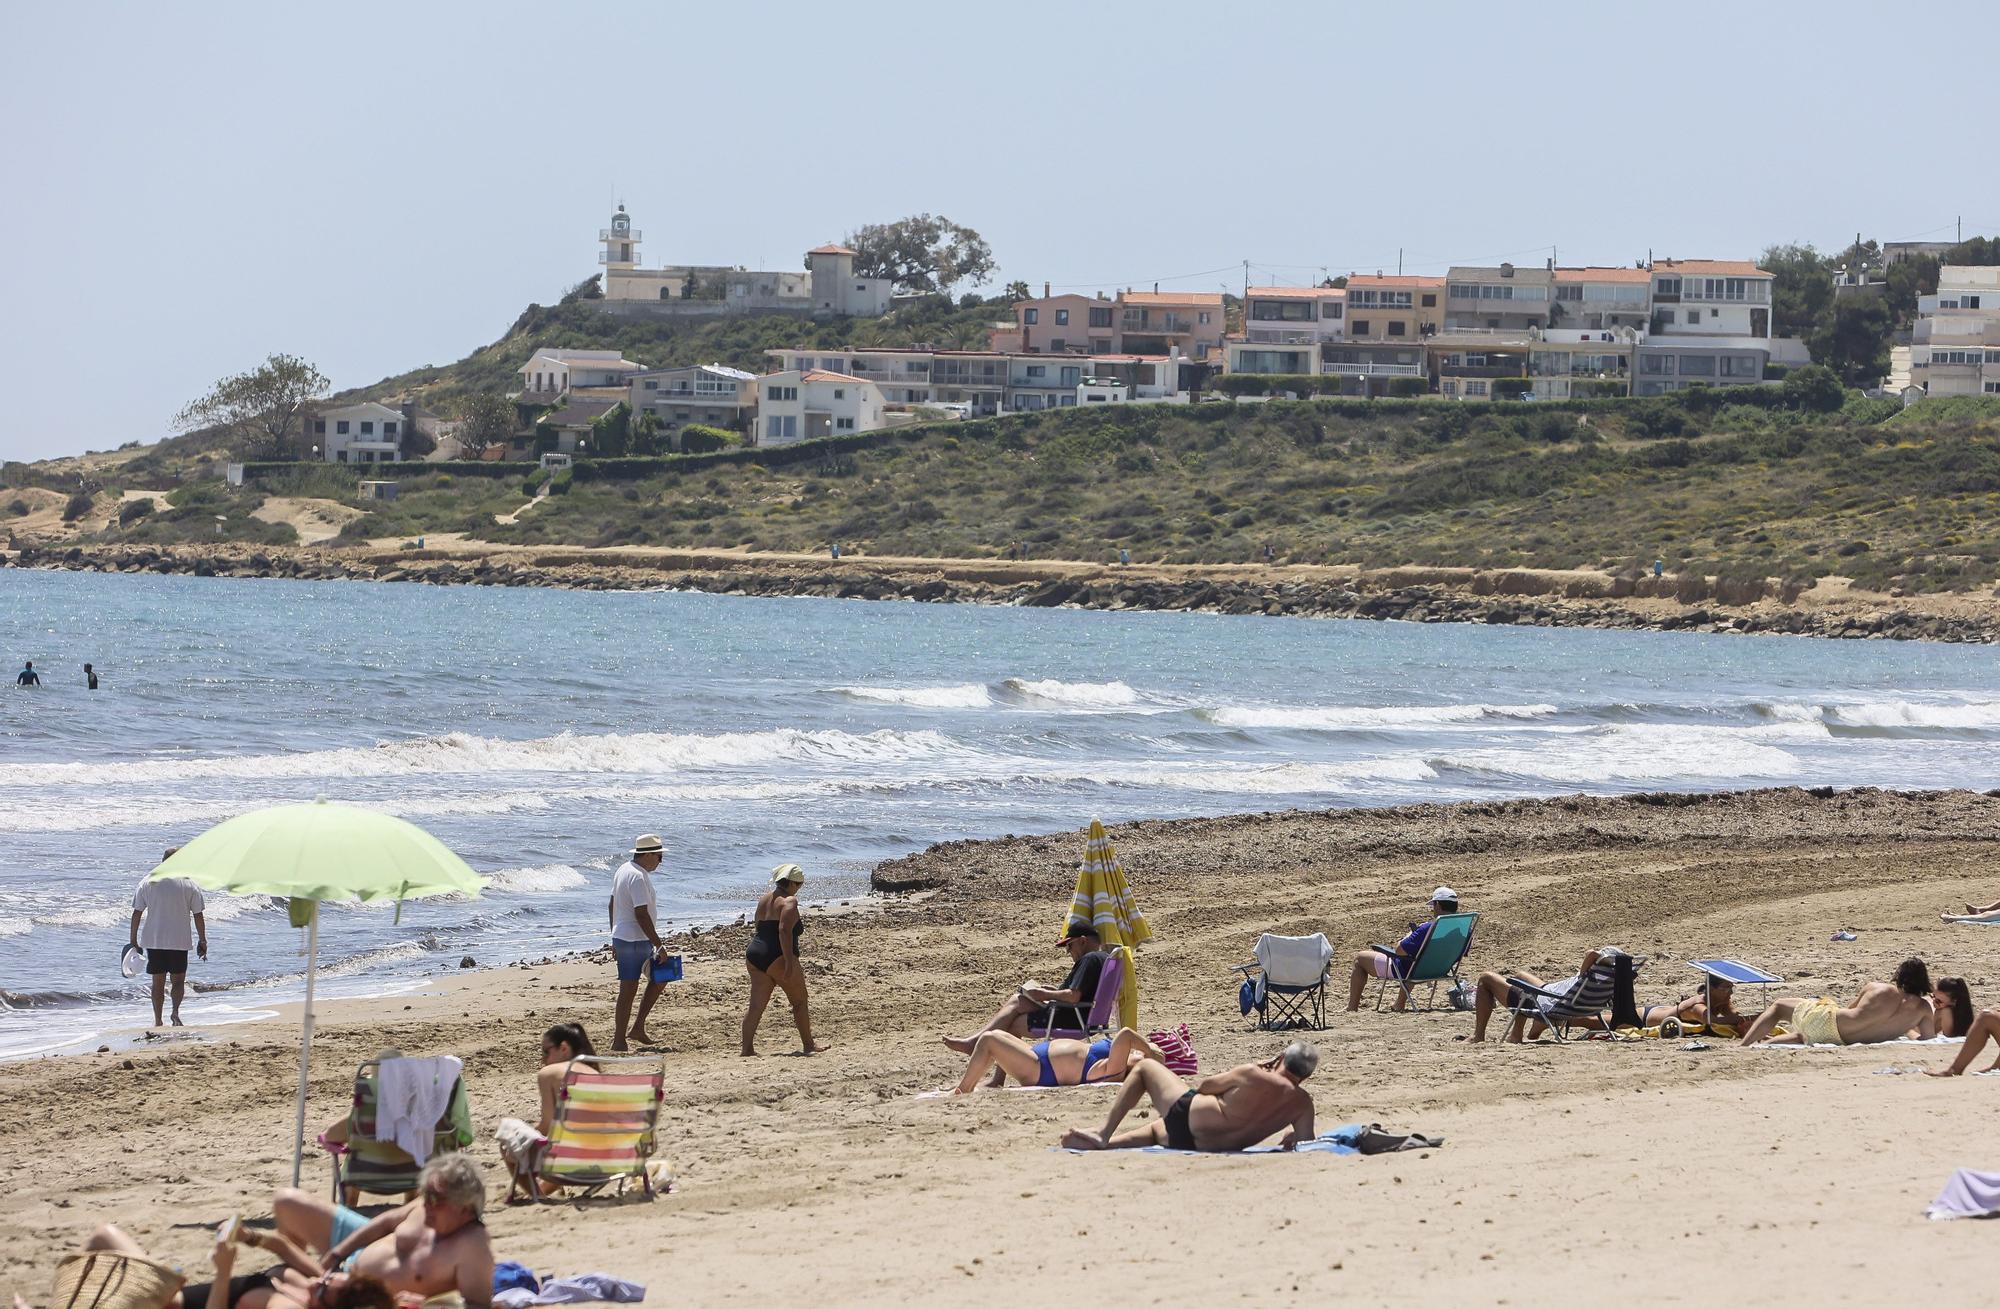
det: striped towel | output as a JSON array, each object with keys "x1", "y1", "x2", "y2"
[{"x1": 1148, "y1": 1024, "x2": 1199, "y2": 1076}]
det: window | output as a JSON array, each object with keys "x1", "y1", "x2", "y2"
[
  {"x1": 1986, "y1": 381, "x2": 2000, "y2": 394},
  {"x1": 1351, "y1": 319, "x2": 1370, "y2": 336},
  {"x1": 336, "y1": 420, "x2": 350, "y2": 434},
  {"x1": 1967, "y1": 295, "x2": 1982, "y2": 309},
  {"x1": 644, "y1": 380, "x2": 658, "y2": 390},
  {"x1": 1420, "y1": 293, "x2": 1437, "y2": 308},
  {"x1": 767, "y1": 385, "x2": 798, "y2": 402},
  {"x1": 1055, "y1": 309, "x2": 1069, "y2": 325},
  {"x1": 383, "y1": 422, "x2": 398, "y2": 436},
  {"x1": 1089, "y1": 307, "x2": 1112, "y2": 328},
  {"x1": 1325, "y1": 302, "x2": 1342, "y2": 319},
  {"x1": 1388, "y1": 321, "x2": 1406, "y2": 336},
  {"x1": 1049, "y1": 339, "x2": 1066, "y2": 352},
  {"x1": 833, "y1": 388, "x2": 845, "y2": 399},
  {"x1": 836, "y1": 417, "x2": 855, "y2": 431},
  {"x1": 1687, "y1": 310, "x2": 1700, "y2": 324},
  {"x1": 1090, "y1": 338, "x2": 1112, "y2": 352},
  {"x1": 1198, "y1": 311, "x2": 1211, "y2": 325},
  {"x1": 1024, "y1": 308, "x2": 1038, "y2": 324},
  {"x1": 1464, "y1": 380, "x2": 1489, "y2": 397},
  {"x1": 313, "y1": 419, "x2": 326, "y2": 435},
  {"x1": 1557, "y1": 285, "x2": 1583, "y2": 302},
  {"x1": 1252, "y1": 300, "x2": 1316, "y2": 322},
  {"x1": 1678, "y1": 355, "x2": 1716, "y2": 376},
  {"x1": 1026, "y1": 365, "x2": 1045, "y2": 378},
  {"x1": 1641, "y1": 355, "x2": 1673, "y2": 375},
  {"x1": 1719, "y1": 356, "x2": 1759, "y2": 377},
  {"x1": 1655, "y1": 276, "x2": 1681, "y2": 297}
]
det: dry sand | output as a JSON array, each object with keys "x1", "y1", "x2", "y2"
[{"x1": 6, "y1": 787, "x2": 2000, "y2": 1306}]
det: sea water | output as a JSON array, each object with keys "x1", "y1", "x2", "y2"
[{"x1": 5, "y1": 568, "x2": 2000, "y2": 1057}]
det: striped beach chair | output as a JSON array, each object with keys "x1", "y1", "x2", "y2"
[
  {"x1": 321, "y1": 1060, "x2": 474, "y2": 1206},
  {"x1": 534, "y1": 1055, "x2": 666, "y2": 1203}
]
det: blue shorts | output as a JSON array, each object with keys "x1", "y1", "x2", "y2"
[
  {"x1": 613, "y1": 937, "x2": 654, "y2": 982},
  {"x1": 330, "y1": 1204, "x2": 367, "y2": 1267}
]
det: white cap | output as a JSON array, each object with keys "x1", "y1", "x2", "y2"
[{"x1": 1431, "y1": 886, "x2": 1458, "y2": 904}]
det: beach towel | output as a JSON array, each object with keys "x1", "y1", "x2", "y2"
[
  {"x1": 493, "y1": 1275, "x2": 646, "y2": 1306},
  {"x1": 1942, "y1": 912, "x2": 2000, "y2": 925},
  {"x1": 1758, "y1": 1035, "x2": 1962, "y2": 1050},
  {"x1": 376, "y1": 1056, "x2": 462, "y2": 1164},
  {"x1": 1056, "y1": 1124, "x2": 1384, "y2": 1157},
  {"x1": 1926, "y1": 1168, "x2": 2000, "y2": 1220}
]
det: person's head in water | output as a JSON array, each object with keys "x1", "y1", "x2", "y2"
[{"x1": 1894, "y1": 958, "x2": 1933, "y2": 997}]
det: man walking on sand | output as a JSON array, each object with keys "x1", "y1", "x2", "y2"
[
  {"x1": 1063, "y1": 1042, "x2": 1317, "y2": 1152},
  {"x1": 130, "y1": 847, "x2": 206, "y2": 1027},
  {"x1": 610, "y1": 834, "x2": 671, "y2": 1052}
]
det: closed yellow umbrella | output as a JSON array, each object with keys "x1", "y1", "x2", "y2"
[{"x1": 1065, "y1": 819, "x2": 1151, "y2": 1029}]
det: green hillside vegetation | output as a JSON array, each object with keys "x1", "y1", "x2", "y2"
[
  {"x1": 282, "y1": 386, "x2": 2000, "y2": 595},
  {"x1": 343, "y1": 290, "x2": 1017, "y2": 414}
]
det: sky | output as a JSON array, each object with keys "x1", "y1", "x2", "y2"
[{"x1": 4, "y1": 0, "x2": 1996, "y2": 464}]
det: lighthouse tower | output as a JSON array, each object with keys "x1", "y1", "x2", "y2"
[{"x1": 600, "y1": 204, "x2": 640, "y2": 274}]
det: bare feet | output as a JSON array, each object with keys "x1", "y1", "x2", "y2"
[
  {"x1": 1926, "y1": 1068, "x2": 1961, "y2": 1077},
  {"x1": 627, "y1": 1028, "x2": 658, "y2": 1047},
  {"x1": 611, "y1": 1041, "x2": 630, "y2": 1053},
  {"x1": 171, "y1": 1015, "x2": 184, "y2": 1027},
  {"x1": 1060, "y1": 1128, "x2": 1106, "y2": 1151},
  {"x1": 941, "y1": 1034, "x2": 975, "y2": 1055},
  {"x1": 803, "y1": 1040, "x2": 830, "y2": 1054},
  {"x1": 740, "y1": 1048, "x2": 758, "y2": 1057}
]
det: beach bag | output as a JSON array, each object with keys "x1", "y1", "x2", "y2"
[
  {"x1": 1446, "y1": 981, "x2": 1476, "y2": 1012},
  {"x1": 650, "y1": 953, "x2": 683, "y2": 983},
  {"x1": 53, "y1": 1253, "x2": 184, "y2": 1309},
  {"x1": 1148, "y1": 1024, "x2": 1199, "y2": 1076}
]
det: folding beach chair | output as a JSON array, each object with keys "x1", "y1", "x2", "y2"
[
  {"x1": 1503, "y1": 956, "x2": 1640, "y2": 1043},
  {"x1": 533, "y1": 1055, "x2": 666, "y2": 1203},
  {"x1": 320, "y1": 1059, "x2": 474, "y2": 1206},
  {"x1": 1028, "y1": 951, "x2": 1124, "y2": 1040},
  {"x1": 1372, "y1": 911, "x2": 1480, "y2": 1013},
  {"x1": 1236, "y1": 933, "x2": 1334, "y2": 1031}
]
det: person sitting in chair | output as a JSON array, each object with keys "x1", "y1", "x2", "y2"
[
  {"x1": 1061, "y1": 1043, "x2": 1317, "y2": 1153},
  {"x1": 1467, "y1": 945, "x2": 1633, "y2": 1043},
  {"x1": 1345, "y1": 886, "x2": 1459, "y2": 1012},
  {"x1": 943, "y1": 923, "x2": 1109, "y2": 1056},
  {"x1": 951, "y1": 1026, "x2": 1164, "y2": 1095}
]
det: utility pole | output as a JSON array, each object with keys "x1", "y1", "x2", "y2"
[
  {"x1": 1243, "y1": 259, "x2": 1250, "y2": 303},
  {"x1": 1397, "y1": 248, "x2": 1403, "y2": 276}
]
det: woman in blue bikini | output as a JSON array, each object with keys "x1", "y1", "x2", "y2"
[{"x1": 951, "y1": 1026, "x2": 1165, "y2": 1095}]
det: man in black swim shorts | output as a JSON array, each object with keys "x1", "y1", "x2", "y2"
[{"x1": 1061, "y1": 1042, "x2": 1318, "y2": 1153}]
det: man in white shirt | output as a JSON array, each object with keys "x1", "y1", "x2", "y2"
[
  {"x1": 130, "y1": 847, "x2": 207, "y2": 1027},
  {"x1": 609, "y1": 834, "x2": 670, "y2": 1052}
]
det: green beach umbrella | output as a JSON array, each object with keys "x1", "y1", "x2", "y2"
[{"x1": 151, "y1": 799, "x2": 487, "y2": 1185}]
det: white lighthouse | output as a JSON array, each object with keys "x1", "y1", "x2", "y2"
[{"x1": 600, "y1": 205, "x2": 640, "y2": 272}]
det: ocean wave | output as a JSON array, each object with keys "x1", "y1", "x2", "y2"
[
  {"x1": 0, "y1": 727, "x2": 963, "y2": 789},
  {"x1": 484, "y1": 864, "x2": 589, "y2": 895},
  {"x1": 1432, "y1": 722, "x2": 1804, "y2": 785},
  {"x1": 1198, "y1": 703, "x2": 1558, "y2": 731},
  {"x1": 999, "y1": 678, "x2": 1146, "y2": 709},
  {"x1": 1825, "y1": 700, "x2": 2000, "y2": 730},
  {"x1": 834, "y1": 683, "x2": 995, "y2": 709}
]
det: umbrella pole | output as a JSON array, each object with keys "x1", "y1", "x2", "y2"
[{"x1": 290, "y1": 902, "x2": 319, "y2": 1188}]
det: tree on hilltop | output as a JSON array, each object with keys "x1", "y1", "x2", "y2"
[
  {"x1": 1758, "y1": 243, "x2": 1836, "y2": 340},
  {"x1": 844, "y1": 214, "x2": 995, "y2": 298},
  {"x1": 173, "y1": 353, "x2": 329, "y2": 460}
]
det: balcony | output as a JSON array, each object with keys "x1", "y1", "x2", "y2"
[
  {"x1": 1122, "y1": 318, "x2": 1194, "y2": 334},
  {"x1": 1246, "y1": 329, "x2": 1321, "y2": 345},
  {"x1": 933, "y1": 373, "x2": 1006, "y2": 388},
  {"x1": 1319, "y1": 361, "x2": 1424, "y2": 377},
  {"x1": 600, "y1": 228, "x2": 645, "y2": 241},
  {"x1": 1438, "y1": 362, "x2": 1529, "y2": 379}
]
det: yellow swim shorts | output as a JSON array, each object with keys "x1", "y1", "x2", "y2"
[{"x1": 1789, "y1": 997, "x2": 1844, "y2": 1046}]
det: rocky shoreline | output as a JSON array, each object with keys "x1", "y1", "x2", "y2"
[{"x1": 9, "y1": 540, "x2": 1999, "y2": 644}]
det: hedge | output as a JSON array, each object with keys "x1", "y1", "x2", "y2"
[{"x1": 240, "y1": 459, "x2": 537, "y2": 481}]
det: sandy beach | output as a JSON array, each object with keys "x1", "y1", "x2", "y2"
[{"x1": 6, "y1": 786, "x2": 2000, "y2": 1306}]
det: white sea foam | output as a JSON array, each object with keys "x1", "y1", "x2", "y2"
[
  {"x1": 485, "y1": 864, "x2": 589, "y2": 895},
  {"x1": 1000, "y1": 678, "x2": 1145, "y2": 709},
  {"x1": 0, "y1": 727, "x2": 962, "y2": 789},
  {"x1": 1435, "y1": 722, "x2": 1805, "y2": 784},
  {"x1": 1200, "y1": 703, "x2": 1558, "y2": 731},
  {"x1": 1825, "y1": 700, "x2": 2000, "y2": 730},
  {"x1": 835, "y1": 683, "x2": 995, "y2": 709}
]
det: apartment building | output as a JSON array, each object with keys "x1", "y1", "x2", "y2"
[
  {"x1": 627, "y1": 364, "x2": 757, "y2": 435},
  {"x1": 1343, "y1": 274, "x2": 1445, "y2": 342},
  {"x1": 1445, "y1": 263, "x2": 1554, "y2": 332},
  {"x1": 1912, "y1": 265, "x2": 2000, "y2": 397},
  {"x1": 766, "y1": 346, "x2": 1190, "y2": 413},
  {"x1": 1426, "y1": 332, "x2": 1534, "y2": 400},
  {"x1": 755, "y1": 370, "x2": 886, "y2": 446},
  {"x1": 999, "y1": 290, "x2": 1225, "y2": 360},
  {"x1": 1226, "y1": 286, "x2": 1345, "y2": 375},
  {"x1": 1634, "y1": 259, "x2": 1778, "y2": 395},
  {"x1": 1552, "y1": 267, "x2": 1651, "y2": 331}
]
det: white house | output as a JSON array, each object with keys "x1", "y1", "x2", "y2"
[
  {"x1": 1912, "y1": 265, "x2": 2000, "y2": 397},
  {"x1": 1078, "y1": 377, "x2": 1132, "y2": 404},
  {"x1": 805, "y1": 245, "x2": 893, "y2": 318},
  {"x1": 755, "y1": 369, "x2": 886, "y2": 446},
  {"x1": 309, "y1": 402, "x2": 407, "y2": 464},
  {"x1": 627, "y1": 363, "x2": 758, "y2": 435},
  {"x1": 517, "y1": 349, "x2": 645, "y2": 399}
]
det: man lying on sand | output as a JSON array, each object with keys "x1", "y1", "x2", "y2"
[
  {"x1": 72, "y1": 1219, "x2": 395, "y2": 1309},
  {"x1": 952, "y1": 1026, "x2": 1163, "y2": 1095},
  {"x1": 1739, "y1": 957, "x2": 1939, "y2": 1047},
  {"x1": 1942, "y1": 896, "x2": 2000, "y2": 922},
  {"x1": 270, "y1": 1155, "x2": 494, "y2": 1309},
  {"x1": 1061, "y1": 1043, "x2": 1316, "y2": 1152}
]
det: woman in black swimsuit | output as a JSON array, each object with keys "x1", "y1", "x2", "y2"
[{"x1": 741, "y1": 863, "x2": 828, "y2": 1057}]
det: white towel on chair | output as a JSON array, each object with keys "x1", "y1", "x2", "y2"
[{"x1": 375, "y1": 1055, "x2": 461, "y2": 1164}]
